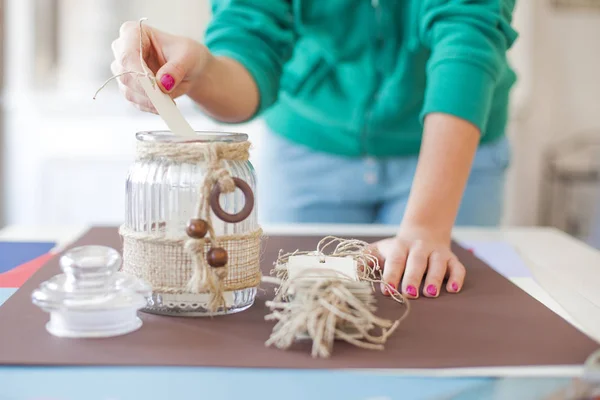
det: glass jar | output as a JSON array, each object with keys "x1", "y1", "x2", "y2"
[{"x1": 121, "y1": 131, "x2": 261, "y2": 317}]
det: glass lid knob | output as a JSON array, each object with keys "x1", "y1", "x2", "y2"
[{"x1": 60, "y1": 245, "x2": 121, "y2": 281}]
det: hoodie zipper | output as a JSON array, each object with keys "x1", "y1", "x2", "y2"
[{"x1": 361, "y1": 0, "x2": 383, "y2": 156}]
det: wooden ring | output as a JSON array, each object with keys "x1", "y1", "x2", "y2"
[{"x1": 210, "y1": 177, "x2": 254, "y2": 223}]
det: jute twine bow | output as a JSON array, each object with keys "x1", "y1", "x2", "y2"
[
  {"x1": 264, "y1": 268, "x2": 410, "y2": 358},
  {"x1": 264, "y1": 236, "x2": 410, "y2": 358},
  {"x1": 184, "y1": 142, "x2": 249, "y2": 312}
]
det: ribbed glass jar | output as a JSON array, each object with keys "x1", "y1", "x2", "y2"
[{"x1": 122, "y1": 131, "x2": 259, "y2": 316}]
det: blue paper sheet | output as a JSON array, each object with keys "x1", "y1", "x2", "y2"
[
  {"x1": 0, "y1": 242, "x2": 56, "y2": 273},
  {"x1": 0, "y1": 288, "x2": 16, "y2": 306}
]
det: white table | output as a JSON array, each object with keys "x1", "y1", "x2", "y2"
[{"x1": 1, "y1": 224, "x2": 600, "y2": 377}]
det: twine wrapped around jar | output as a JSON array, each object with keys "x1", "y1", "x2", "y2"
[{"x1": 119, "y1": 138, "x2": 262, "y2": 313}]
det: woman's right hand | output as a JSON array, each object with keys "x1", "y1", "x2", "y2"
[{"x1": 111, "y1": 21, "x2": 212, "y2": 113}]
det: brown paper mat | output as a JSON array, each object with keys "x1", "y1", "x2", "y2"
[{"x1": 0, "y1": 227, "x2": 597, "y2": 368}]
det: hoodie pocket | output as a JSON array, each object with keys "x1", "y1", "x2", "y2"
[{"x1": 280, "y1": 39, "x2": 332, "y2": 96}]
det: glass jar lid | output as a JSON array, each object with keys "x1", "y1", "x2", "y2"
[{"x1": 32, "y1": 246, "x2": 152, "y2": 313}]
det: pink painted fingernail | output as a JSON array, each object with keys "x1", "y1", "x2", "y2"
[
  {"x1": 406, "y1": 285, "x2": 417, "y2": 297},
  {"x1": 160, "y1": 74, "x2": 175, "y2": 91},
  {"x1": 451, "y1": 282, "x2": 459, "y2": 292},
  {"x1": 382, "y1": 283, "x2": 395, "y2": 296},
  {"x1": 381, "y1": 283, "x2": 389, "y2": 295},
  {"x1": 426, "y1": 284, "x2": 437, "y2": 296}
]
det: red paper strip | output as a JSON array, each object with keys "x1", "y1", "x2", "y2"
[{"x1": 0, "y1": 253, "x2": 54, "y2": 288}]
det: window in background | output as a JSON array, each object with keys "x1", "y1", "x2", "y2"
[
  {"x1": 1, "y1": 0, "x2": 261, "y2": 226},
  {"x1": 550, "y1": 0, "x2": 600, "y2": 10},
  {"x1": 15, "y1": 0, "x2": 210, "y2": 110}
]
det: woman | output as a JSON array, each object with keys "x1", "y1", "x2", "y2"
[{"x1": 111, "y1": 0, "x2": 518, "y2": 300}]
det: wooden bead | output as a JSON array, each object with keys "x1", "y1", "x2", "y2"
[
  {"x1": 186, "y1": 219, "x2": 208, "y2": 239},
  {"x1": 207, "y1": 247, "x2": 228, "y2": 268}
]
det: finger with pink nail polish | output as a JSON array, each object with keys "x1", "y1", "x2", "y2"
[
  {"x1": 446, "y1": 256, "x2": 465, "y2": 293},
  {"x1": 422, "y1": 251, "x2": 446, "y2": 298}
]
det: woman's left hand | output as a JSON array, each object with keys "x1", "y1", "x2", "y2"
[{"x1": 369, "y1": 224, "x2": 466, "y2": 299}]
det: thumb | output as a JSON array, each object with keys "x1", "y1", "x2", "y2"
[
  {"x1": 152, "y1": 32, "x2": 205, "y2": 96},
  {"x1": 156, "y1": 60, "x2": 185, "y2": 94}
]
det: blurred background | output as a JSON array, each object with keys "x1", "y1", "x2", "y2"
[{"x1": 0, "y1": 0, "x2": 599, "y2": 249}]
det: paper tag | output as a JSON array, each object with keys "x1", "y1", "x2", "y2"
[
  {"x1": 287, "y1": 255, "x2": 358, "y2": 281},
  {"x1": 137, "y1": 74, "x2": 196, "y2": 137}
]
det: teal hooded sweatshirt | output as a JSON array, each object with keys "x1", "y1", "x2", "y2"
[{"x1": 205, "y1": 0, "x2": 518, "y2": 157}]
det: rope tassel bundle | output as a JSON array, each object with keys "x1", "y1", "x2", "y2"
[
  {"x1": 265, "y1": 269, "x2": 410, "y2": 358},
  {"x1": 182, "y1": 142, "x2": 241, "y2": 311},
  {"x1": 264, "y1": 237, "x2": 410, "y2": 358}
]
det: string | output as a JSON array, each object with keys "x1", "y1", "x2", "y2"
[
  {"x1": 93, "y1": 18, "x2": 151, "y2": 100},
  {"x1": 184, "y1": 143, "x2": 236, "y2": 312}
]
